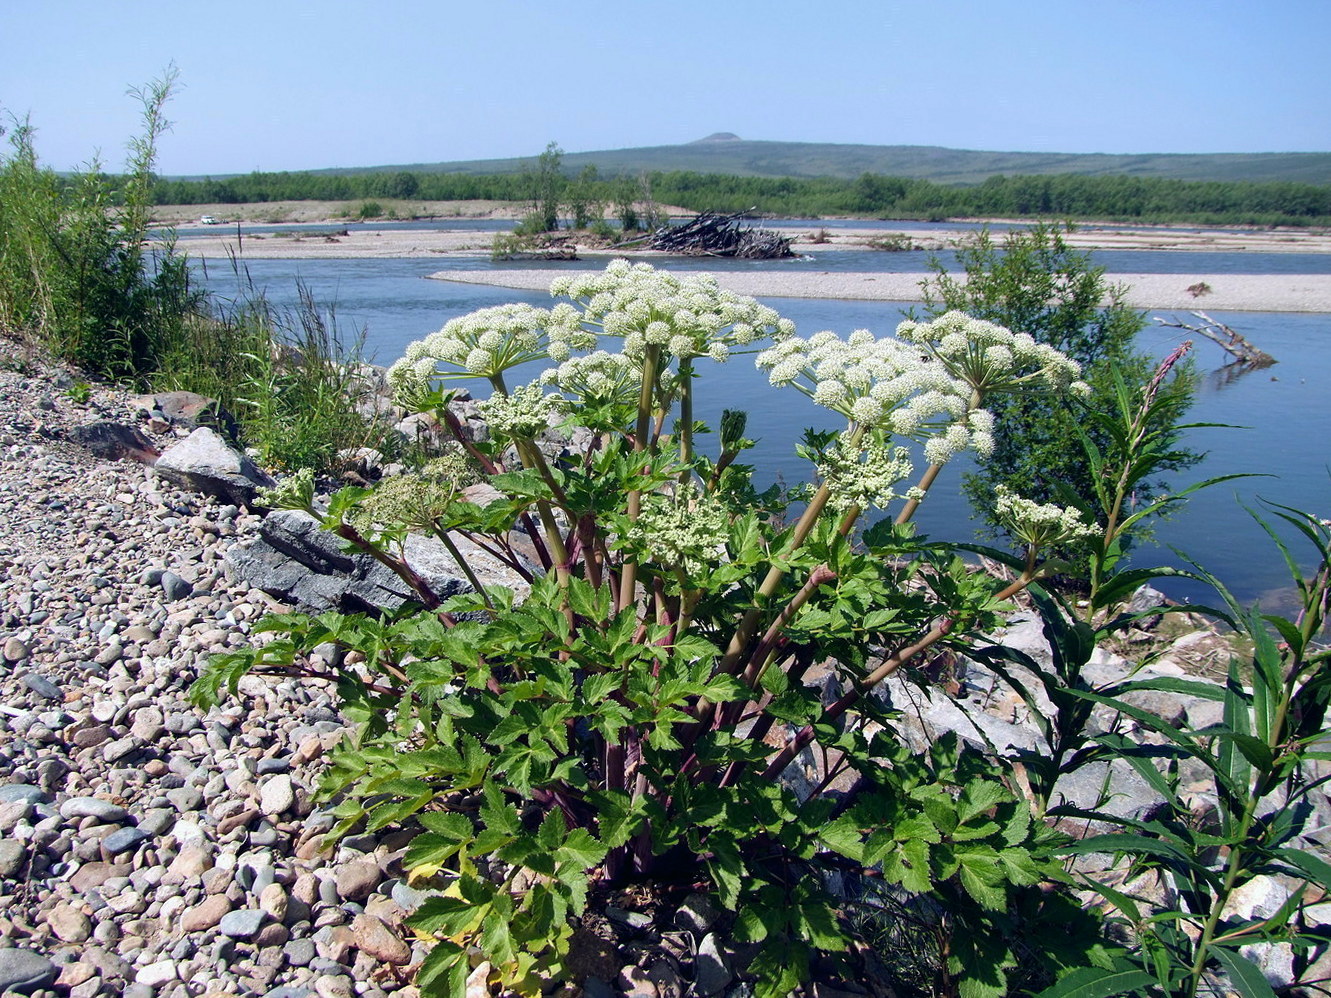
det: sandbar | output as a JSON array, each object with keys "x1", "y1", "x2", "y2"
[{"x1": 427, "y1": 269, "x2": 1331, "y2": 314}]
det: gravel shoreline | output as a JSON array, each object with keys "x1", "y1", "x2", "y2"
[{"x1": 0, "y1": 343, "x2": 428, "y2": 998}]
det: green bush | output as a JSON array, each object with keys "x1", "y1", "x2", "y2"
[
  {"x1": 918, "y1": 222, "x2": 1199, "y2": 560},
  {"x1": 154, "y1": 275, "x2": 393, "y2": 475}
]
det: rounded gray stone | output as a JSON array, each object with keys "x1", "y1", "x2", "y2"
[
  {"x1": 60, "y1": 797, "x2": 129, "y2": 823},
  {"x1": 218, "y1": 907, "x2": 268, "y2": 939},
  {"x1": 0, "y1": 948, "x2": 57, "y2": 993}
]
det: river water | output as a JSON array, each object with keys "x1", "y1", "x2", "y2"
[{"x1": 189, "y1": 229, "x2": 1331, "y2": 613}]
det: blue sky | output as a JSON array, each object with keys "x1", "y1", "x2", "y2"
[{"x1": 2, "y1": 0, "x2": 1326, "y2": 176}]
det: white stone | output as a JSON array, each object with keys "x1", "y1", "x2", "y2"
[
  {"x1": 135, "y1": 959, "x2": 178, "y2": 986},
  {"x1": 259, "y1": 774, "x2": 295, "y2": 816}
]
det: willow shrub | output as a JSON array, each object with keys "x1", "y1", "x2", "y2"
[{"x1": 195, "y1": 261, "x2": 1138, "y2": 997}]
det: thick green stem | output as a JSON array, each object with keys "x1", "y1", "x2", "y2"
[
  {"x1": 678, "y1": 359, "x2": 694, "y2": 483},
  {"x1": 619, "y1": 346, "x2": 661, "y2": 613},
  {"x1": 895, "y1": 464, "x2": 942, "y2": 526}
]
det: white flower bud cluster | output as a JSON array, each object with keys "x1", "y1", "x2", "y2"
[
  {"x1": 817, "y1": 433, "x2": 915, "y2": 514},
  {"x1": 626, "y1": 485, "x2": 731, "y2": 575},
  {"x1": 756, "y1": 328, "x2": 987, "y2": 464},
  {"x1": 538, "y1": 350, "x2": 642, "y2": 406},
  {"x1": 476, "y1": 381, "x2": 567, "y2": 439},
  {"x1": 993, "y1": 485, "x2": 1100, "y2": 551},
  {"x1": 895, "y1": 311, "x2": 1087, "y2": 396},
  {"x1": 386, "y1": 303, "x2": 550, "y2": 400},
  {"x1": 548, "y1": 259, "x2": 793, "y2": 363}
]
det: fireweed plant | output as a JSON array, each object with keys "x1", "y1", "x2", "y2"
[{"x1": 196, "y1": 261, "x2": 1111, "y2": 997}]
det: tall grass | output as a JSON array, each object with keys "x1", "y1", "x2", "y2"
[
  {"x1": 1, "y1": 71, "x2": 396, "y2": 477},
  {"x1": 156, "y1": 262, "x2": 394, "y2": 474},
  {"x1": 0, "y1": 69, "x2": 206, "y2": 381}
]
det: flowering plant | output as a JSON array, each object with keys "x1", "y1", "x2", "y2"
[{"x1": 199, "y1": 262, "x2": 1111, "y2": 997}]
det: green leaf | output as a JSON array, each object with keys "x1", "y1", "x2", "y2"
[
  {"x1": 1209, "y1": 944, "x2": 1278, "y2": 998},
  {"x1": 408, "y1": 895, "x2": 483, "y2": 937},
  {"x1": 816, "y1": 817, "x2": 865, "y2": 862},
  {"x1": 1274, "y1": 847, "x2": 1331, "y2": 893},
  {"x1": 956, "y1": 849, "x2": 1006, "y2": 910},
  {"x1": 957, "y1": 779, "x2": 1010, "y2": 824},
  {"x1": 899, "y1": 837, "x2": 933, "y2": 893},
  {"x1": 557, "y1": 828, "x2": 607, "y2": 869},
  {"x1": 707, "y1": 837, "x2": 745, "y2": 909},
  {"x1": 1033, "y1": 966, "x2": 1155, "y2": 998},
  {"x1": 537, "y1": 808, "x2": 566, "y2": 851},
  {"x1": 412, "y1": 939, "x2": 469, "y2": 996}
]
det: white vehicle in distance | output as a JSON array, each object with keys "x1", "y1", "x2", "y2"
[{"x1": 199, "y1": 215, "x2": 219, "y2": 225}]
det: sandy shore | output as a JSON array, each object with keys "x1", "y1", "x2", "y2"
[
  {"x1": 149, "y1": 205, "x2": 1331, "y2": 312},
  {"x1": 427, "y1": 268, "x2": 1331, "y2": 313},
  {"x1": 162, "y1": 220, "x2": 1331, "y2": 260}
]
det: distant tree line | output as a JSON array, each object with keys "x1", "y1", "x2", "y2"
[{"x1": 150, "y1": 166, "x2": 1331, "y2": 226}]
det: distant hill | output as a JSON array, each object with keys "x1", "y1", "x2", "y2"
[{"x1": 310, "y1": 136, "x2": 1331, "y2": 186}]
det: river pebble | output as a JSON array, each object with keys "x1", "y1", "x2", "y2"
[{"x1": 0, "y1": 346, "x2": 427, "y2": 995}]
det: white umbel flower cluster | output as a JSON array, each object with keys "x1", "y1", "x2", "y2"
[
  {"x1": 548, "y1": 259, "x2": 794, "y2": 363},
  {"x1": 756, "y1": 328, "x2": 985, "y2": 462},
  {"x1": 386, "y1": 303, "x2": 550, "y2": 401},
  {"x1": 993, "y1": 485, "x2": 1100, "y2": 550},
  {"x1": 625, "y1": 484, "x2": 731, "y2": 576},
  {"x1": 817, "y1": 433, "x2": 915, "y2": 514},
  {"x1": 476, "y1": 381, "x2": 567, "y2": 439},
  {"x1": 895, "y1": 311, "x2": 1088, "y2": 397}
]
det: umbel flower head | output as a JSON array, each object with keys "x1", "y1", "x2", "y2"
[
  {"x1": 476, "y1": 381, "x2": 567, "y2": 439},
  {"x1": 817, "y1": 432, "x2": 916, "y2": 514},
  {"x1": 895, "y1": 311, "x2": 1089, "y2": 397},
  {"x1": 548, "y1": 259, "x2": 795, "y2": 363},
  {"x1": 386, "y1": 302, "x2": 550, "y2": 401},
  {"x1": 756, "y1": 328, "x2": 988, "y2": 464},
  {"x1": 994, "y1": 485, "x2": 1100, "y2": 551},
  {"x1": 257, "y1": 467, "x2": 315, "y2": 511},
  {"x1": 625, "y1": 483, "x2": 731, "y2": 576},
  {"x1": 349, "y1": 454, "x2": 477, "y2": 533}
]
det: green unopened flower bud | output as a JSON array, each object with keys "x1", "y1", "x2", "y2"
[{"x1": 257, "y1": 468, "x2": 315, "y2": 511}]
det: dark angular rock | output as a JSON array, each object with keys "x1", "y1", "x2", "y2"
[{"x1": 68, "y1": 422, "x2": 160, "y2": 464}]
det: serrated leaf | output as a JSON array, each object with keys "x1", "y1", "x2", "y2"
[
  {"x1": 707, "y1": 837, "x2": 745, "y2": 909},
  {"x1": 537, "y1": 808, "x2": 566, "y2": 851},
  {"x1": 957, "y1": 779, "x2": 1009, "y2": 824},
  {"x1": 899, "y1": 837, "x2": 933, "y2": 893},
  {"x1": 817, "y1": 817, "x2": 865, "y2": 862},
  {"x1": 412, "y1": 939, "x2": 469, "y2": 995},
  {"x1": 957, "y1": 849, "x2": 1006, "y2": 910},
  {"x1": 557, "y1": 828, "x2": 607, "y2": 869}
]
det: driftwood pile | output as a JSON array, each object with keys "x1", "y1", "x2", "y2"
[{"x1": 647, "y1": 210, "x2": 794, "y2": 259}]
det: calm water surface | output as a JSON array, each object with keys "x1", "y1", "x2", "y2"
[{"x1": 193, "y1": 254, "x2": 1331, "y2": 611}]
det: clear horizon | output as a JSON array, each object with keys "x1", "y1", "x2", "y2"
[{"x1": 3, "y1": 0, "x2": 1327, "y2": 177}]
